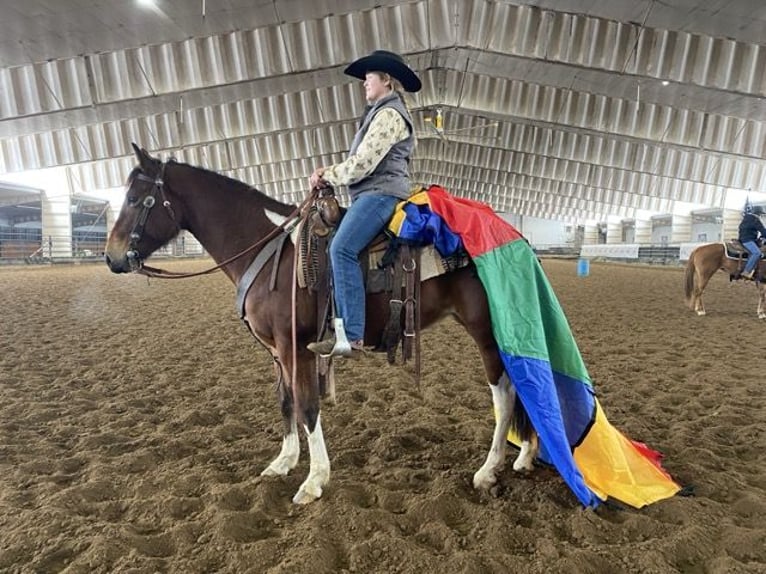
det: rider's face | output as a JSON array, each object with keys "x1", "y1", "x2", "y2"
[{"x1": 364, "y1": 72, "x2": 391, "y2": 103}]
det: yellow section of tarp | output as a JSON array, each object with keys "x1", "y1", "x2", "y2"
[
  {"x1": 506, "y1": 399, "x2": 681, "y2": 508},
  {"x1": 574, "y1": 400, "x2": 681, "y2": 508},
  {"x1": 388, "y1": 187, "x2": 430, "y2": 236}
]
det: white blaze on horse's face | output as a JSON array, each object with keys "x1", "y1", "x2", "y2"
[{"x1": 265, "y1": 209, "x2": 300, "y2": 245}]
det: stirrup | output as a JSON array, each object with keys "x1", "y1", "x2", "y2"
[{"x1": 308, "y1": 318, "x2": 363, "y2": 358}]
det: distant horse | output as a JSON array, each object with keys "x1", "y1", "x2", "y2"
[
  {"x1": 684, "y1": 242, "x2": 766, "y2": 318},
  {"x1": 105, "y1": 144, "x2": 537, "y2": 504}
]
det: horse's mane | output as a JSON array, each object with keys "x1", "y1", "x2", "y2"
[
  {"x1": 177, "y1": 161, "x2": 296, "y2": 212},
  {"x1": 132, "y1": 160, "x2": 296, "y2": 213}
]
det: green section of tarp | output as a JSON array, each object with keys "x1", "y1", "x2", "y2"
[{"x1": 474, "y1": 240, "x2": 592, "y2": 387}]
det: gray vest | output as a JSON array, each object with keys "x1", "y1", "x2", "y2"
[{"x1": 347, "y1": 93, "x2": 415, "y2": 201}]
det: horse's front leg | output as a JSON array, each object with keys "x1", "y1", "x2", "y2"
[
  {"x1": 473, "y1": 372, "x2": 513, "y2": 490},
  {"x1": 292, "y1": 352, "x2": 330, "y2": 504},
  {"x1": 293, "y1": 411, "x2": 330, "y2": 504},
  {"x1": 261, "y1": 362, "x2": 300, "y2": 476},
  {"x1": 758, "y1": 282, "x2": 766, "y2": 320}
]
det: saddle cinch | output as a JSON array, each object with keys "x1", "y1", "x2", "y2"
[{"x1": 299, "y1": 187, "x2": 470, "y2": 376}]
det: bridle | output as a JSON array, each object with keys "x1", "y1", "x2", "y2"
[
  {"x1": 118, "y1": 158, "x2": 326, "y2": 409},
  {"x1": 126, "y1": 161, "x2": 180, "y2": 270},
  {"x1": 122, "y1": 159, "x2": 320, "y2": 279}
]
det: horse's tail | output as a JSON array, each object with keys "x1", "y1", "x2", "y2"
[
  {"x1": 510, "y1": 390, "x2": 534, "y2": 442},
  {"x1": 684, "y1": 250, "x2": 697, "y2": 306}
]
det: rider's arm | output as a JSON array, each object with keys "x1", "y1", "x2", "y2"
[{"x1": 321, "y1": 108, "x2": 409, "y2": 187}]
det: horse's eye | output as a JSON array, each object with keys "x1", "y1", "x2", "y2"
[{"x1": 127, "y1": 196, "x2": 139, "y2": 206}]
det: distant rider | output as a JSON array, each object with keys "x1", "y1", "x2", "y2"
[{"x1": 738, "y1": 205, "x2": 766, "y2": 280}]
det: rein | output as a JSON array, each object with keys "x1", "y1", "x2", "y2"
[
  {"x1": 134, "y1": 174, "x2": 319, "y2": 279},
  {"x1": 125, "y1": 164, "x2": 329, "y2": 415}
]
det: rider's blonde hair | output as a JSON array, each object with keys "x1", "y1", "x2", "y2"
[{"x1": 376, "y1": 72, "x2": 410, "y2": 111}]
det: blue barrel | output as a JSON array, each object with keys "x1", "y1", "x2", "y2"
[{"x1": 577, "y1": 258, "x2": 590, "y2": 277}]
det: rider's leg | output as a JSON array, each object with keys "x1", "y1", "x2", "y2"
[
  {"x1": 309, "y1": 194, "x2": 399, "y2": 356},
  {"x1": 742, "y1": 240, "x2": 761, "y2": 277},
  {"x1": 331, "y1": 194, "x2": 399, "y2": 341}
]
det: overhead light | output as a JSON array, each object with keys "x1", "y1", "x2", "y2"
[
  {"x1": 661, "y1": 80, "x2": 670, "y2": 86},
  {"x1": 137, "y1": 0, "x2": 155, "y2": 6}
]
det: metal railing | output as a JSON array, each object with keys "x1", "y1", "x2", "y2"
[
  {"x1": 0, "y1": 231, "x2": 204, "y2": 264},
  {"x1": 0, "y1": 230, "x2": 692, "y2": 267}
]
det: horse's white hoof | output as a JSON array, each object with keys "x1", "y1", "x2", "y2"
[
  {"x1": 696, "y1": 310, "x2": 706, "y2": 316},
  {"x1": 512, "y1": 456, "x2": 535, "y2": 472},
  {"x1": 758, "y1": 313, "x2": 766, "y2": 320},
  {"x1": 292, "y1": 484, "x2": 322, "y2": 504},
  {"x1": 472, "y1": 469, "x2": 496, "y2": 490},
  {"x1": 261, "y1": 460, "x2": 292, "y2": 477}
]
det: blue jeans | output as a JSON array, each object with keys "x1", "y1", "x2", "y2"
[
  {"x1": 330, "y1": 193, "x2": 400, "y2": 341},
  {"x1": 743, "y1": 240, "x2": 761, "y2": 273}
]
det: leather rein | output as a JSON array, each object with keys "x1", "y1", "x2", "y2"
[
  {"x1": 127, "y1": 162, "x2": 319, "y2": 279},
  {"x1": 126, "y1": 162, "x2": 330, "y2": 411}
]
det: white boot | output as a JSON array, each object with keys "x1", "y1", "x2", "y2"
[{"x1": 330, "y1": 318, "x2": 353, "y2": 357}]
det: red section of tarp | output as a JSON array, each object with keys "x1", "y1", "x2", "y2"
[{"x1": 425, "y1": 185, "x2": 523, "y2": 256}]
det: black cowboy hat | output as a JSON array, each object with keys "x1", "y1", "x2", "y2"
[{"x1": 344, "y1": 50, "x2": 422, "y2": 93}]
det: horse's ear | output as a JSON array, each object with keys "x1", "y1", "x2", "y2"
[
  {"x1": 131, "y1": 142, "x2": 142, "y2": 162},
  {"x1": 131, "y1": 143, "x2": 156, "y2": 172}
]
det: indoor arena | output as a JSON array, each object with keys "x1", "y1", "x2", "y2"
[{"x1": 1, "y1": 1, "x2": 765, "y2": 572}]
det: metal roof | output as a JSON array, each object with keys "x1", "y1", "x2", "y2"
[{"x1": 1, "y1": 0, "x2": 765, "y2": 223}]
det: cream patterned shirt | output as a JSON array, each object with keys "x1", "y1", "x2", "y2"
[{"x1": 322, "y1": 107, "x2": 410, "y2": 187}]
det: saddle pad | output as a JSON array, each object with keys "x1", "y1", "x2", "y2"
[{"x1": 367, "y1": 243, "x2": 468, "y2": 282}]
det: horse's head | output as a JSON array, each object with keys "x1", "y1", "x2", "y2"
[{"x1": 105, "y1": 144, "x2": 182, "y2": 273}]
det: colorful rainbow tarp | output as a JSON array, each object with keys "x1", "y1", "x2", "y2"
[{"x1": 389, "y1": 185, "x2": 681, "y2": 508}]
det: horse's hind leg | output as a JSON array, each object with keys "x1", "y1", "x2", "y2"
[
  {"x1": 758, "y1": 283, "x2": 766, "y2": 320},
  {"x1": 473, "y1": 371, "x2": 513, "y2": 489},
  {"x1": 693, "y1": 267, "x2": 710, "y2": 316},
  {"x1": 451, "y1": 279, "x2": 538, "y2": 490},
  {"x1": 261, "y1": 360, "x2": 300, "y2": 477},
  {"x1": 512, "y1": 420, "x2": 539, "y2": 472}
]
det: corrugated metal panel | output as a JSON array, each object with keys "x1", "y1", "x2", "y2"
[
  {"x1": 437, "y1": 69, "x2": 766, "y2": 156},
  {"x1": 2, "y1": 0, "x2": 766, "y2": 223},
  {"x1": 4, "y1": 68, "x2": 764, "y2": 179},
  {"x1": 0, "y1": 58, "x2": 92, "y2": 119},
  {"x1": 415, "y1": 161, "x2": 646, "y2": 216},
  {"x1": 473, "y1": 2, "x2": 765, "y2": 97}
]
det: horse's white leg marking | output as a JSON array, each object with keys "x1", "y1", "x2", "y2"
[
  {"x1": 694, "y1": 269, "x2": 707, "y2": 316},
  {"x1": 512, "y1": 433, "x2": 539, "y2": 472},
  {"x1": 261, "y1": 417, "x2": 300, "y2": 476},
  {"x1": 695, "y1": 288, "x2": 705, "y2": 315},
  {"x1": 293, "y1": 412, "x2": 331, "y2": 504},
  {"x1": 758, "y1": 285, "x2": 766, "y2": 319},
  {"x1": 694, "y1": 291, "x2": 705, "y2": 317},
  {"x1": 473, "y1": 374, "x2": 512, "y2": 490}
]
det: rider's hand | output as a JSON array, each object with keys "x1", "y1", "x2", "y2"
[{"x1": 310, "y1": 168, "x2": 327, "y2": 190}]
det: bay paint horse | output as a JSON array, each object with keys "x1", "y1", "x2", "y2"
[
  {"x1": 105, "y1": 144, "x2": 538, "y2": 504},
  {"x1": 684, "y1": 242, "x2": 766, "y2": 318}
]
